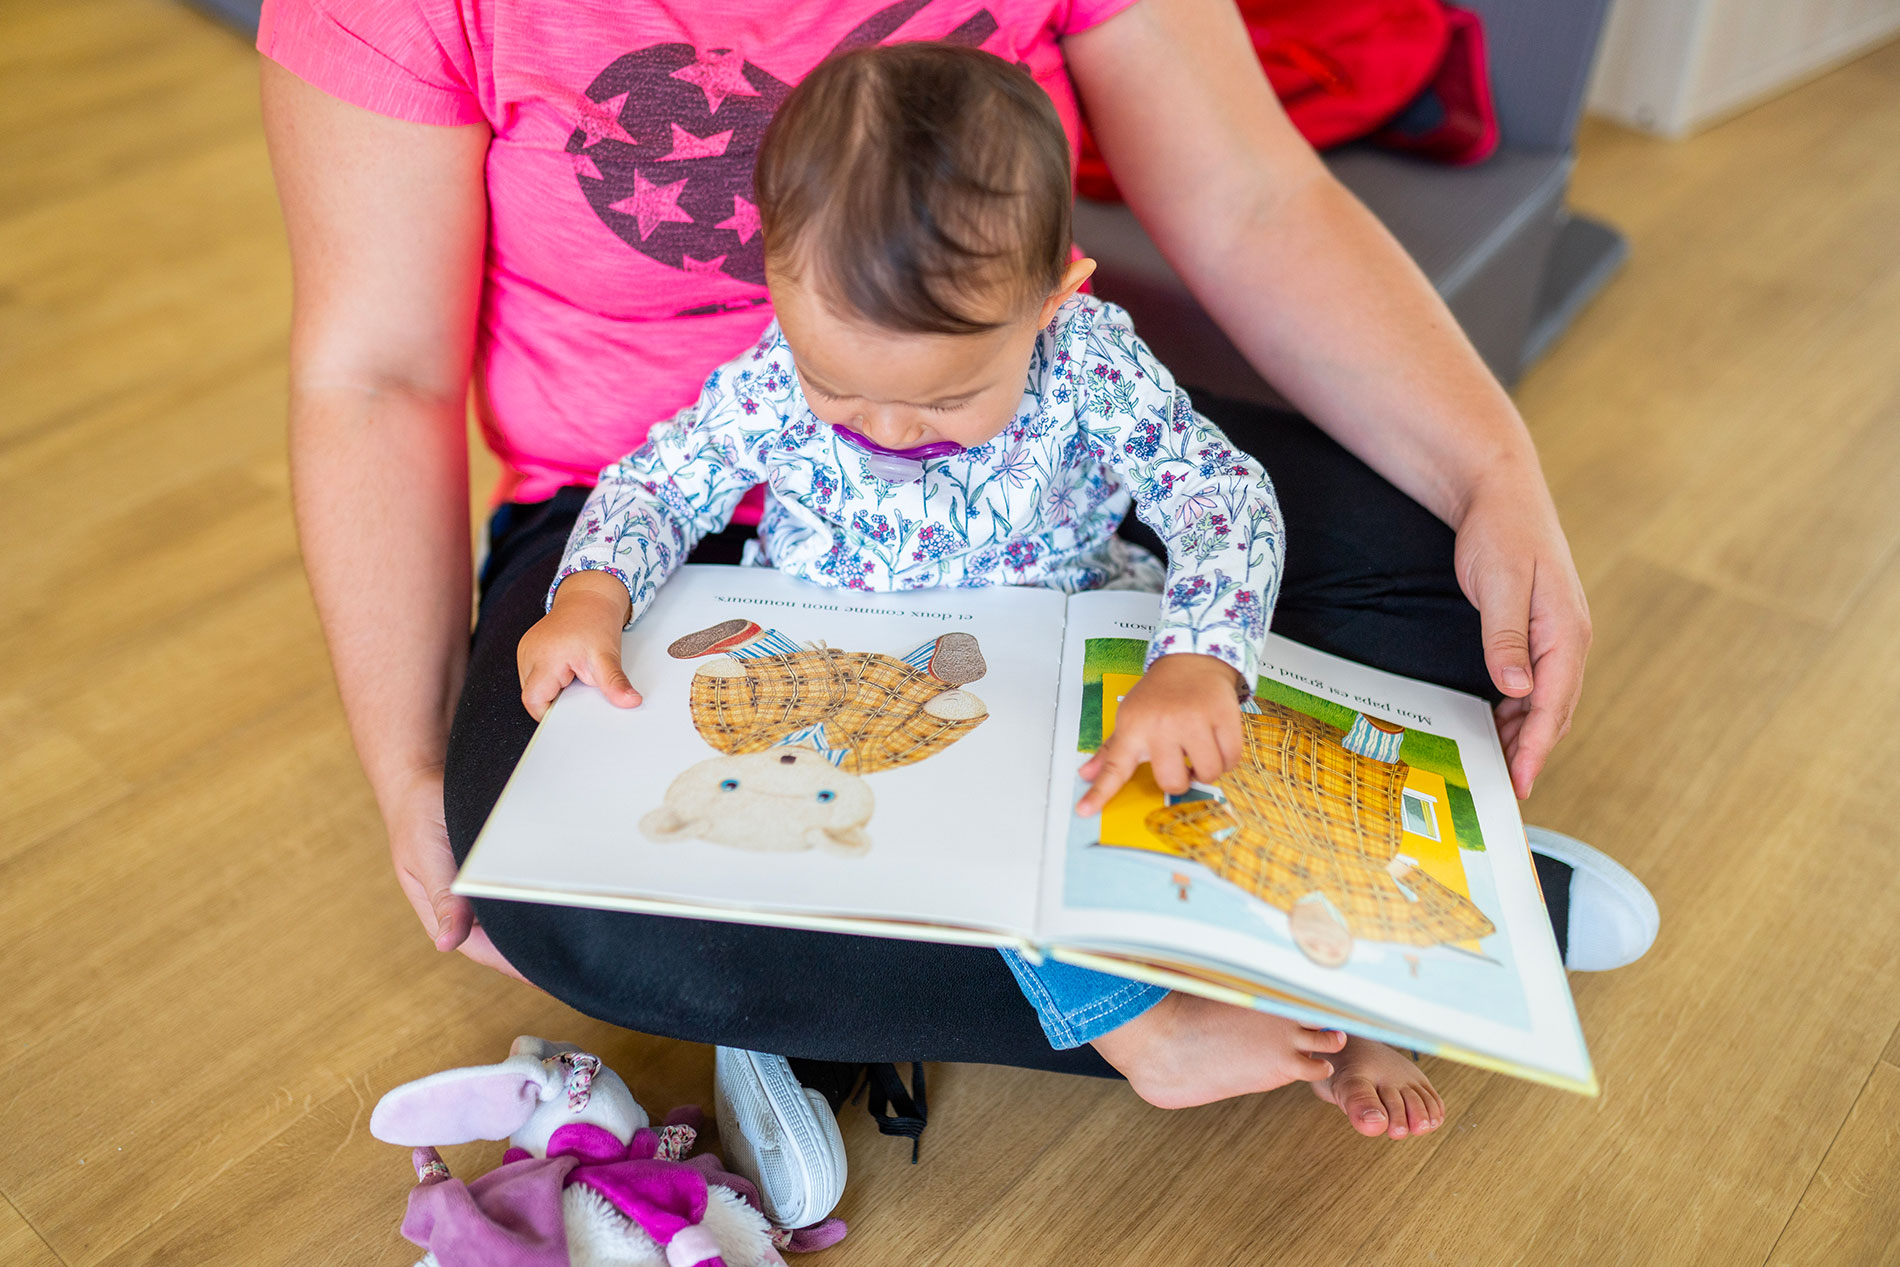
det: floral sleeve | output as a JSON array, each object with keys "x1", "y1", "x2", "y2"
[
  {"x1": 1072, "y1": 304, "x2": 1285, "y2": 687},
  {"x1": 549, "y1": 326, "x2": 801, "y2": 627}
]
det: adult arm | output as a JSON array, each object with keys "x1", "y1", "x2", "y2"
[
  {"x1": 260, "y1": 61, "x2": 521, "y2": 976},
  {"x1": 1065, "y1": 0, "x2": 1590, "y2": 796}
]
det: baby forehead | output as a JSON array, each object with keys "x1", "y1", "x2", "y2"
[{"x1": 775, "y1": 284, "x2": 1025, "y2": 405}]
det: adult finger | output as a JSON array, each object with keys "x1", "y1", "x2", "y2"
[
  {"x1": 1494, "y1": 695, "x2": 1529, "y2": 755},
  {"x1": 1469, "y1": 555, "x2": 1536, "y2": 699},
  {"x1": 394, "y1": 834, "x2": 473, "y2": 952},
  {"x1": 1507, "y1": 637, "x2": 1586, "y2": 798}
]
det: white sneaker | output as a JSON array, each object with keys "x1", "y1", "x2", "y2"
[
  {"x1": 1527, "y1": 827, "x2": 1660, "y2": 972},
  {"x1": 713, "y1": 1047, "x2": 847, "y2": 1228}
]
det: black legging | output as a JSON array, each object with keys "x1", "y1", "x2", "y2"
[{"x1": 443, "y1": 393, "x2": 1568, "y2": 1077}]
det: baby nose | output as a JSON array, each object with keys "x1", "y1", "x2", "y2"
[{"x1": 858, "y1": 408, "x2": 922, "y2": 449}]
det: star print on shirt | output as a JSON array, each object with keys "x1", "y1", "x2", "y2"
[
  {"x1": 608, "y1": 173, "x2": 696, "y2": 240},
  {"x1": 658, "y1": 123, "x2": 735, "y2": 162},
  {"x1": 715, "y1": 195, "x2": 762, "y2": 245},
  {"x1": 669, "y1": 48, "x2": 761, "y2": 114},
  {"x1": 681, "y1": 253, "x2": 729, "y2": 276},
  {"x1": 572, "y1": 90, "x2": 636, "y2": 147},
  {"x1": 569, "y1": 3, "x2": 1002, "y2": 284}
]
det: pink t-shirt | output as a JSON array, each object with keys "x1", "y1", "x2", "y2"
[{"x1": 259, "y1": 0, "x2": 1140, "y2": 506}]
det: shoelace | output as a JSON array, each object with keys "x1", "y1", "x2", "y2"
[{"x1": 860, "y1": 1061, "x2": 928, "y2": 1163}]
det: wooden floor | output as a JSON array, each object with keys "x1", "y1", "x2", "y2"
[{"x1": 4, "y1": 2, "x2": 1899, "y2": 1262}]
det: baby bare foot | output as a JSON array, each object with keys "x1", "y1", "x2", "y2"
[
  {"x1": 1091, "y1": 991, "x2": 1348, "y2": 1110},
  {"x1": 1310, "y1": 1036, "x2": 1445, "y2": 1140}
]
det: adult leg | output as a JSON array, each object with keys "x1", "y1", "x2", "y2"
[{"x1": 442, "y1": 489, "x2": 1114, "y2": 1076}]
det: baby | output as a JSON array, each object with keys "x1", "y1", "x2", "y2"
[{"x1": 520, "y1": 42, "x2": 1443, "y2": 1140}]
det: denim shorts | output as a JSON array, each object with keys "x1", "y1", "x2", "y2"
[{"x1": 998, "y1": 950, "x2": 1168, "y2": 1049}]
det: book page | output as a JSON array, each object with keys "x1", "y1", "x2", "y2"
[
  {"x1": 1037, "y1": 590, "x2": 1593, "y2": 1092},
  {"x1": 457, "y1": 565, "x2": 1067, "y2": 942}
]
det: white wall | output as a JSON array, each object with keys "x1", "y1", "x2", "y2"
[{"x1": 1587, "y1": 0, "x2": 1900, "y2": 136}]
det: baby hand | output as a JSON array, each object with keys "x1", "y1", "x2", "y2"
[
  {"x1": 1076, "y1": 653, "x2": 1245, "y2": 816},
  {"x1": 517, "y1": 570, "x2": 644, "y2": 721}
]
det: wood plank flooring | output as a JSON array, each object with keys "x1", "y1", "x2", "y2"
[{"x1": 3, "y1": 3, "x2": 1897, "y2": 1262}]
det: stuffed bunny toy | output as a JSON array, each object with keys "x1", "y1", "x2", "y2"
[{"x1": 370, "y1": 1037, "x2": 845, "y2": 1267}]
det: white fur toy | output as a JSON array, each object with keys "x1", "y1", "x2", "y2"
[{"x1": 370, "y1": 1037, "x2": 844, "y2": 1267}]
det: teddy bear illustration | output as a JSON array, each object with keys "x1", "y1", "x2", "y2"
[
  {"x1": 1143, "y1": 701, "x2": 1496, "y2": 967},
  {"x1": 638, "y1": 619, "x2": 988, "y2": 855}
]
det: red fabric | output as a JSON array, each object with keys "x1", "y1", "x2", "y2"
[
  {"x1": 1371, "y1": 6, "x2": 1497, "y2": 165},
  {"x1": 1076, "y1": 0, "x2": 1477, "y2": 201},
  {"x1": 1246, "y1": 0, "x2": 1448, "y2": 148}
]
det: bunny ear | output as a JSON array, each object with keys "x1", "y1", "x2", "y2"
[
  {"x1": 370, "y1": 1055, "x2": 557, "y2": 1146},
  {"x1": 509, "y1": 1036, "x2": 572, "y2": 1062}
]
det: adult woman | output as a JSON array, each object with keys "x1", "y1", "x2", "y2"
[{"x1": 259, "y1": 0, "x2": 1637, "y2": 1150}]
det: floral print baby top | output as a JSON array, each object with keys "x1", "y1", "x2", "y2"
[{"x1": 554, "y1": 295, "x2": 1285, "y2": 682}]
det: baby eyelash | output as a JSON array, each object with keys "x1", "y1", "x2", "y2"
[{"x1": 806, "y1": 378, "x2": 963, "y2": 412}]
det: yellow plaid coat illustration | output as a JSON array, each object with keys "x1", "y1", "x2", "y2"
[
  {"x1": 1144, "y1": 701, "x2": 1495, "y2": 947},
  {"x1": 688, "y1": 647, "x2": 985, "y2": 775}
]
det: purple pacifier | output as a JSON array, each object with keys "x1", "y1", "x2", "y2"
[{"x1": 831, "y1": 424, "x2": 964, "y2": 484}]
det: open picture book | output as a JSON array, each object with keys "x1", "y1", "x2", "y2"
[{"x1": 457, "y1": 565, "x2": 1595, "y2": 1094}]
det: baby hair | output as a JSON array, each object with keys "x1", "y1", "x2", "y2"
[{"x1": 755, "y1": 42, "x2": 1074, "y2": 335}]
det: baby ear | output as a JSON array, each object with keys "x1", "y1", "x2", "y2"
[
  {"x1": 640, "y1": 805, "x2": 709, "y2": 842},
  {"x1": 369, "y1": 1053, "x2": 558, "y2": 1147},
  {"x1": 808, "y1": 824, "x2": 870, "y2": 856}
]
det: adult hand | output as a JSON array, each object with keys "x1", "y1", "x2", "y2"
[
  {"x1": 1452, "y1": 463, "x2": 1592, "y2": 799},
  {"x1": 385, "y1": 764, "x2": 530, "y2": 984}
]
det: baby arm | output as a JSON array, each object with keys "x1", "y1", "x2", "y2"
[
  {"x1": 1072, "y1": 305, "x2": 1285, "y2": 812},
  {"x1": 517, "y1": 332, "x2": 795, "y2": 719}
]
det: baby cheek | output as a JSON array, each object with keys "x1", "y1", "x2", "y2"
[
  {"x1": 940, "y1": 404, "x2": 1017, "y2": 449},
  {"x1": 804, "y1": 400, "x2": 849, "y2": 428}
]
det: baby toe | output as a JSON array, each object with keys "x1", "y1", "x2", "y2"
[
  {"x1": 1378, "y1": 1084, "x2": 1410, "y2": 1138},
  {"x1": 1400, "y1": 1087, "x2": 1432, "y2": 1136},
  {"x1": 1301, "y1": 1028, "x2": 1348, "y2": 1054},
  {"x1": 1336, "y1": 1076, "x2": 1390, "y2": 1137}
]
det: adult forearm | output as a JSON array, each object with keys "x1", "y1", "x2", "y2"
[
  {"x1": 1068, "y1": 0, "x2": 1589, "y2": 793},
  {"x1": 1066, "y1": 0, "x2": 1542, "y2": 528},
  {"x1": 290, "y1": 381, "x2": 472, "y2": 816},
  {"x1": 1163, "y1": 171, "x2": 1541, "y2": 528}
]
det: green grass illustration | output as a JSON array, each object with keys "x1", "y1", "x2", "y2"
[{"x1": 1081, "y1": 638, "x2": 1486, "y2": 850}]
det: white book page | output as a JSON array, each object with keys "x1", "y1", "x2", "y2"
[
  {"x1": 457, "y1": 565, "x2": 1066, "y2": 941},
  {"x1": 1037, "y1": 590, "x2": 1592, "y2": 1089}
]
